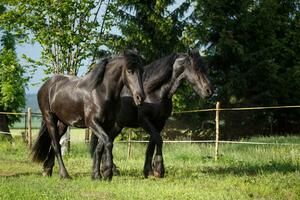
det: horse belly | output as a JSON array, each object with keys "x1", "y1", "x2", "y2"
[{"x1": 50, "y1": 94, "x2": 86, "y2": 127}]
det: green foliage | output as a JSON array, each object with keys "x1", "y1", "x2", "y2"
[
  {"x1": 0, "y1": 5, "x2": 27, "y2": 125},
  {"x1": 0, "y1": 0, "x2": 112, "y2": 75},
  {"x1": 189, "y1": 0, "x2": 300, "y2": 134},
  {"x1": 106, "y1": 0, "x2": 190, "y2": 62},
  {"x1": 0, "y1": 48, "x2": 27, "y2": 124}
]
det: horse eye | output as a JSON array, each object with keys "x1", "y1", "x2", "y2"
[{"x1": 127, "y1": 69, "x2": 133, "y2": 74}]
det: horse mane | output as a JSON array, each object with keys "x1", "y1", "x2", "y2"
[
  {"x1": 85, "y1": 57, "x2": 110, "y2": 90},
  {"x1": 121, "y1": 50, "x2": 145, "y2": 69},
  {"x1": 143, "y1": 53, "x2": 179, "y2": 93}
]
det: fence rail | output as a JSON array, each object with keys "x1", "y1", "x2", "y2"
[
  {"x1": 1, "y1": 103, "x2": 300, "y2": 159},
  {"x1": 116, "y1": 140, "x2": 300, "y2": 146}
]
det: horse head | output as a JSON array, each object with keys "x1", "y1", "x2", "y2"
[
  {"x1": 173, "y1": 49, "x2": 214, "y2": 98},
  {"x1": 121, "y1": 49, "x2": 145, "y2": 105}
]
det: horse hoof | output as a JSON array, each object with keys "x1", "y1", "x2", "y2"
[
  {"x1": 91, "y1": 175, "x2": 102, "y2": 180},
  {"x1": 144, "y1": 170, "x2": 153, "y2": 178},
  {"x1": 152, "y1": 155, "x2": 164, "y2": 178},
  {"x1": 42, "y1": 169, "x2": 53, "y2": 177},
  {"x1": 102, "y1": 169, "x2": 113, "y2": 181},
  {"x1": 153, "y1": 170, "x2": 164, "y2": 178},
  {"x1": 113, "y1": 165, "x2": 121, "y2": 176},
  {"x1": 60, "y1": 174, "x2": 72, "y2": 179}
]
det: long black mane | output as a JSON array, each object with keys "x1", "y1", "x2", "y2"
[
  {"x1": 85, "y1": 51, "x2": 143, "y2": 90},
  {"x1": 143, "y1": 53, "x2": 179, "y2": 92},
  {"x1": 86, "y1": 58, "x2": 110, "y2": 90}
]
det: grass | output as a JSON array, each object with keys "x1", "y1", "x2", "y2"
[{"x1": 0, "y1": 134, "x2": 299, "y2": 200}]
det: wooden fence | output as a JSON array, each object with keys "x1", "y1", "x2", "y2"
[{"x1": 1, "y1": 102, "x2": 300, "y2": 160}]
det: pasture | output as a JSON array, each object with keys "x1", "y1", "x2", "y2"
[{"x1": 0, "y1": 131, "x2": 299, "y2": 200}]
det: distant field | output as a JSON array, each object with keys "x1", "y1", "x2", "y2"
[
  {"x1": 10, "y1": 128, "x2": 88, "y2": 143},
  {"x1": 0, "y1": 135, "x2": 299, "y2": 199}
]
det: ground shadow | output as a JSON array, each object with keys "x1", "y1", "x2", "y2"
[
  {"x1": 0, "y1": 172, "x2": 42, "y2": 178},
  {"x1": 167, "y1": 161, "x2": 300, "y2": 178}
]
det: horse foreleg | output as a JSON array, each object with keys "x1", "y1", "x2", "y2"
[
  {"x1": 100, "y1": 123, "x2": 123, "y2": 176},
  {"x1": 142, "y1": 118, "x2": 165, "y2": 178},
  {"x1": 90, "y1": 121, "x2": 113, "y2": 181},
  {"x1": 92, "y1": 138, "x2": 104, "y2": 180},
  {"x1": 44, "y1": 113, "x2": 71, "y2": 179}
]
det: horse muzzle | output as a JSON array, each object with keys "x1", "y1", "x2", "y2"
[
  {"x1": 133, "y1": 92, "x2": 145, "y2": 106},
  {"x1": 204, "y1": 87, "x2": 214, "y2": 98}
]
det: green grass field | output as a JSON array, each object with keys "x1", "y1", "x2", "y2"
[{"x1": 0, "y1": 133, "x2": 299, "y2": 200}]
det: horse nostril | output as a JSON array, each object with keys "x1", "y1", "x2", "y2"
[
  {"x1": 136, "y1": 94, "x2": 143, "y2": 102},
  {"x1": 206, "y1": 89, "x2": 212, "y2": 96}
]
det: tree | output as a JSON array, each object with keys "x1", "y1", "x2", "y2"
[
  {"x1": 190, "y1": 0, "x2": 300, "y2": 136},
  {"x1": 106, "y1": 0, "x2": 191, "y2": 62},
  {"x1": 0, "y1": 4, "x2": 28, "y2": 140},
  {"x1": 0, "y1": 0, "x2": 112, "y2": 75}
]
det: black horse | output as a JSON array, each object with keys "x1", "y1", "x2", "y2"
[
  {"x1": 31, "y1": 51, "x2": 145, "y2": 180},
  {"x1": 91, "y1": 49, "x2": 213, "y2": 178}
]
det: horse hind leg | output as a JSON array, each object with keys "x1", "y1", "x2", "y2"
[
  {"x1": 44, "y1": 113, "x2": 71, "y2": 179},
  {"x1": 42, "y1": 122, "x2": 68, "y2": 177}
]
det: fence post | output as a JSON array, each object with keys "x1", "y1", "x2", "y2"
[
  {"x1": 215, "y1": 102, "x2": 220, "y2": 161},
  {"x1": 27, "y1": 107, "x2": 32, "y2": 148},
  {"x1": 85, "y1": 128, "x2": 90, "y2": 143},
  {"x1": 127, "y1": 131, "x2": 132, "y2": 159}
]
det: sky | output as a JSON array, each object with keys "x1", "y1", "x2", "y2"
[
  {"x1": 16, "y1": 42, "x2": 88, "y2": 94},
  {"x1": 16, "y1": 0, "x2": 190, "y2": 94}
]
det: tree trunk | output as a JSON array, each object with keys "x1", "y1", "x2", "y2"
[{"x1": 0, "y1": 113, "x2": 13, "y2": 141}]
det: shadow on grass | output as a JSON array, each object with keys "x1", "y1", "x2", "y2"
[
  {"x1": 167, "y1": 161, "x2": 300, "y2": 178},
  {"x1": 0, "y1": 172, "x2": 42, "y2": 178},
  {"x1": 1, "y1": 162, "x2": 298, "y2": 179}
]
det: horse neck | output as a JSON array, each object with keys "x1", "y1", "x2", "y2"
[
  {"x1": 159, "y1": 70, "x2": 185, "y2": 99},
  {"x1": 80, "y1": 59, "x2": 108, "y2": 89},
  {"x1": 100, "y1": 65, "x2": 124, "y2": 101},
  {"x1": 158, "y1": 56, "x2": 186, "y2": 99}
]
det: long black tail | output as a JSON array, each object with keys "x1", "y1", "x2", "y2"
[
  {"x1": 90, "y1": 133, "x2": 98, "y2": 158},
  {"x1": 31, "y1": 120, "x2": 51, "y2": 163}
]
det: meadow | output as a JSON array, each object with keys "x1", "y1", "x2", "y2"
[{"x1": 0, "y1": 131, "x2": 299, "y2": 200}]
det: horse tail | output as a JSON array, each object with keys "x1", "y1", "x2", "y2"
[
  {"x1": 90, "y1": 133, "x2": 98, "y2": 158},
  {"x1": 31, "y1": 120, "x2": 51, "y2": 163}
]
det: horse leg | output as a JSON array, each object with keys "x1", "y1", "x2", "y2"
[
  {"x1": 152, "y1": 128, "x2": 164, "y2": 178},
  {"x1": 43, "y1": 122, "x2": 68, "y2": 177},
  {"x1": 90, "y1": 120, "x2": 113, "y2": 181},
  {"x1": 44, "y1": 113, "x2": 71, "y2": 179},
  {"x1": 91, "y1": 138, "x2": 104, "y2": 180},
  {"x1": 142, "y1": 118, "x2": 164, "y2": 178},
  {"x1": 101, "y1": 123, "x2": 123, "y2": 176}
]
